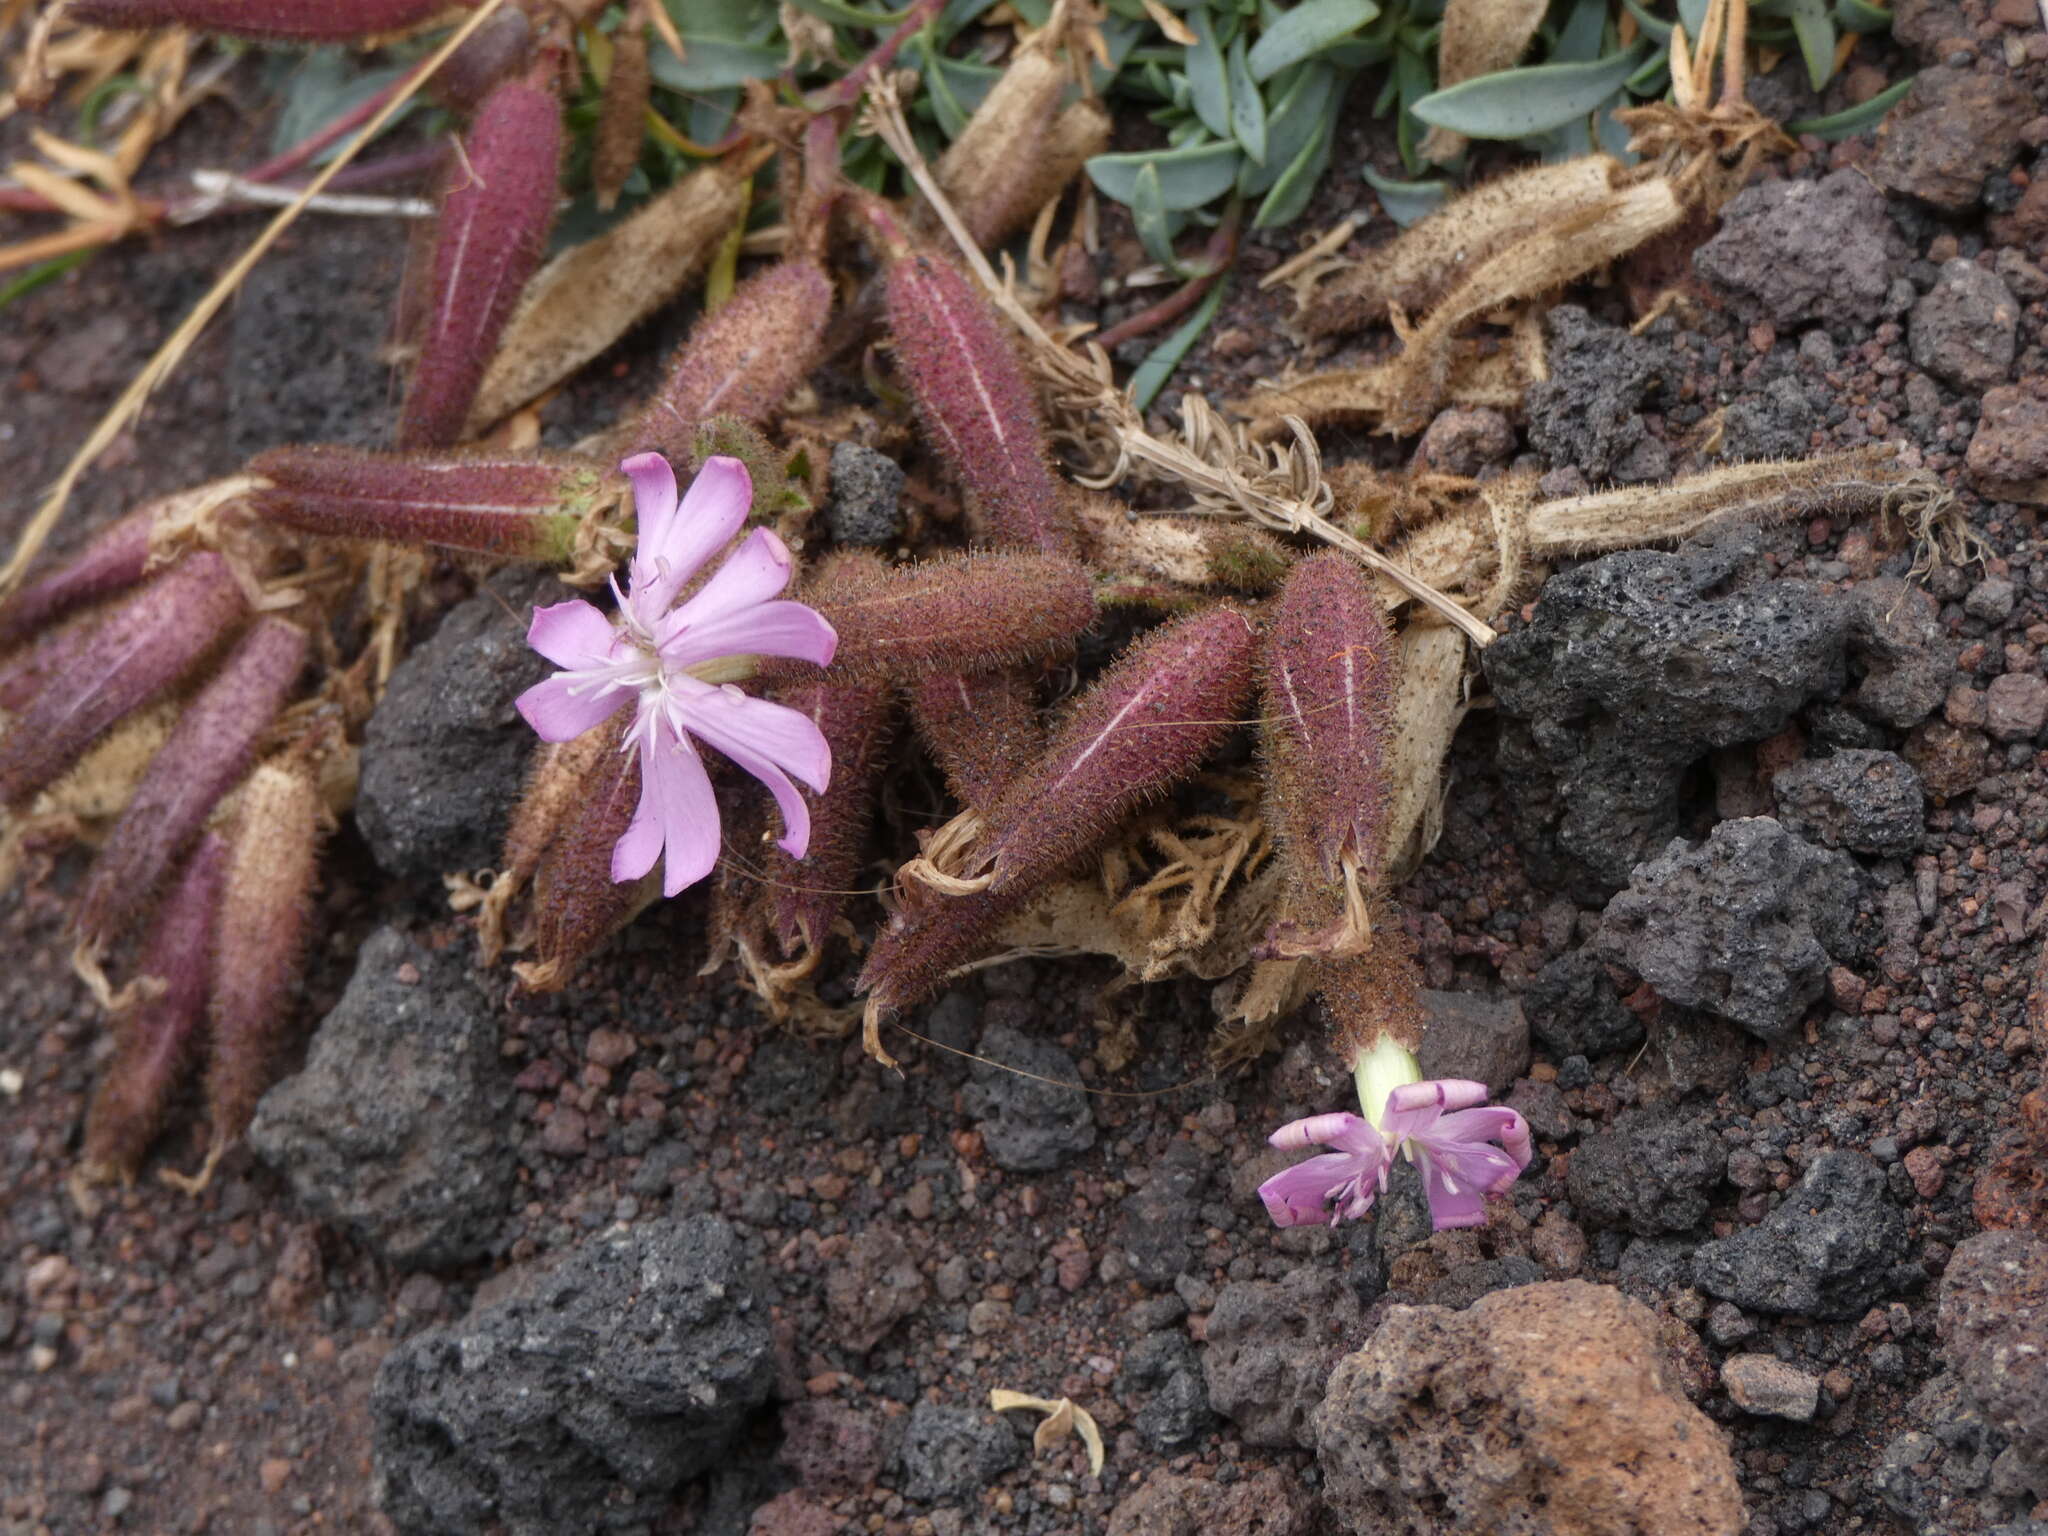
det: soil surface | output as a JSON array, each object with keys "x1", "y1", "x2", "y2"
[{"x1": 8, "y1": 6, "x2": 2048, "y2": 1536}]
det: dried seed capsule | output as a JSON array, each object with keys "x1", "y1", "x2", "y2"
[
  {"x1": 476, "y1": 724, "x2": 613, "y2": 965},
  {"x1": 1258, "y1": 552, "x2": 1397, "y2": 957},
  {"x1": 514, "y1": 714, "x2": 658, "y2": 994},
  {"x1": 591, "y1": 15, "x2": 650, "y2": 212},
  {"x1": 192, "y1": 755, "x2": 323, "y2": 1183},
  {"x1": 765, "y1": 681, "x2": 892, "y2": 957},
  {"x1": 397, "y1": 71, "x2": 563, "y2": 449},
  {"x1": 906, "y1": 667, "x2": 1044, "y2": 812},
  {"x1": 621, "y1": 259, "x2": 835, "y2": 462},
  {"x1": 0, "y1": 507, "x2": 152, "y2": 651},
  {"x1": 0, "y1": 552, "x2": 248, "y2": 808},
  {"x1": 249, "y1": 445, "x2": 612, "y2": 561},
  {"x1": 956, "y1": 605, "x2": 1259, "y2": 897},
  {"x1": 933, "y1": 47, "x2": 1110, "y2": 250},
  {"x1": 70, "y1": 0, "x2": 451, "y2": 41},
  {"x1": 75, "y1": 618, "x2": 308, "y2": 949},
  {"x1": 766, "y1": 550, "x2": 1093, "y2": 684},
  {"x1": 78, "y1": 835, "x2": 227, "y2": 1186},
  {"x1": 880, "y1": 239, "x2": 1076, "y2": 556}
]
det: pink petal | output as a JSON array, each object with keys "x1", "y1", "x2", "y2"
[
  {"x1": 675, "y1": 683, "x2": 832, "y2": 793},
  {"x1": 621, "y1": 452, "x2": 679, "y2": 593},
  {"x1": 632, "y1": 454, "x2": 752, "y2": 617},
  {"x1": 612, "y1": 718, "x2": 721, "y2": 895},
  {"x1": 526, "y1": 599, "x2": 618, "y2": 670},
  {"x1": 1267, "y1": 1112, "x2": 1381, "y2": 1157},
  {"x1": 1380, "y1": 1078, "x2": 1490, "y2": 1143},
  {"x1": 660, "y1": 601, "x2": 839, "y2": 671},
  {"x1": 662, "y1": 526, "x2": 794, "y2": 637},
  {"x1": 1258, "y1": 1152, "x2": 1371, "y2": 1228},
  {"x1": 1417, "y1": 1171, "x2": 1490, "y2": 1229},
  {"x1": 1431, "y1": 1106, "x2": 1535, "y2": 1175},
  {"x1": 516, "y1": 672, "x2": 630, "y2": 742}
]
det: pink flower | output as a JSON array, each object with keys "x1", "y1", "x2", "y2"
[
  {"x1": 1256, "y1": 1112, "x2": 1391, "y2": 1228},
  {"x1": 1379, "y1": 1079, "x2": 1533, "y2": 1230},
  {"x1": 1257, "y1": 1080, "x2": 1531, "y2": 1232},
  {"x1": 515, "y1": 453, "x2": 838, "y2": 897}
]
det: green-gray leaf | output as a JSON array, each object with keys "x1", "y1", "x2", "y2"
[
  {"x1": 1785, "y1": 74, "x2": 1912, "y2": 139},
  {"x1": 1410, "y1": 43, "x2": 1647, "y2": 140},
  {"x1": 1833, "y1": 0, "x2": 1891, "y2": 31},
  {"x1": 650, "y1": 36, "x2": 784, "y2": 92},
  {"x1": 1131, "y1": 274, "x2": 1230, "y2": 410},
  {"x1": 1361, "y1": 165, "x2": 1446, "y2": 226},
  {"x1": 1246, "y1": 0, "x2": 1379, "y2": 82},
  {"x1": 1783, "y1": 0, "x2": 1837, "y2": 88},
  {"x1": 1227, "y1": 34, "x2": 1268, "y2": 162},
  {"x1": 1188, "y1": 6, "x2": 1233, "y2": 138},
  {"x1": 1088, "y1": 140, "x2": 1244, "y2": 208},
  {"x1": 1131, "y1": 163, "x2": 1191, "y2": 274}
]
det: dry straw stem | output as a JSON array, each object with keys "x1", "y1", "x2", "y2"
[
  {"x1": 1232, "y1": 335, "x2": 1535, "y2": 437},
  {"x1": 1295, "y1": 156, "x2": 1621, "y2": 337},
  {"x1": 1415, "y1": 0, "x2": 1547, "y2": 167},
  {"x1": 857, "y1": 78, "x2": 1495, "y2": 646},
  {"x1": 1527, "y1": 446, "x2": 1904, "y2": 554},
  {"x1": 466, "y1": 154, "x2": 759, "y2": 432},
  {"x1": 0, "y1": 0, "x2": 514, "y2": 605}
]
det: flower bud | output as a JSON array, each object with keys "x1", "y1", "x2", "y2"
[
  {"x1": 622, "y1": 260, "x2": 835, "y2": 462},
  {"x1": 765, "y1": 681, "x2": 892, "y2": 957},
  {"x1": 0, "y1": 507, "x2": 152, "y2": 651},
  {"x1": 76, "y1": 618, "x2": 308, "y2": 948},
  {"x1": 194, "y1": 756, "x2": 323, "y2": 1182},
  {"x1": 249, "y1": 445, "x2": 611, "y2": 561},
  {"x1": 950, "y1": 605, "x2": 1258, "y2": 898},
  {"x1": 906, "y1": 667, "x2": 1044, "y2": 813},
  {"x1": 514, "y1": 715, "x2": 657, "y2": 994},
  {"x1": 71, "y1": 0, "x2": 451, "y2": 41},
  {"x1": 767, "y1": 550, "x2": 1093, "y2": 684},
  {"x1": 398, "y1": 71, "x2": 562, "y2": 449},
  {"x1": 1258, "y1": 552, "x2": 1397, "y2": 956},
  {"x1": 0, "y1": 552, "x2": 248, "y2": 807},
  {"x1": 78, "y1": 834, "x2": 227, "y2": 1186},
  {"x1": 882, "y1": 243, "x2": 1076, "y2": 556}
]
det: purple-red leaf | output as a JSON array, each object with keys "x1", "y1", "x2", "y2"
[
  {"x1": 625, "y1": 260, "x2": 835, "y2": 461},
  {"x1": 906, "y1": 667, "x2": 1045, "y2": 813},
  {"x1": 250, "y1": 444, "x2": 608, "y2": 561},
  {"x1": 0, "y1": 507, "x2": 152, "y2": 652},
  {"x1": 79, "y1": 834, "x2": 227, "y2": 1185},
  {"x1": 765, "y1": 680, "x2": 892, "y2": 956},
  {"x1": 76, "y1": 618, "x2": 308, "y2": 948},
  {"x1": 883, "y1": 247, "x2": 1076, "y2": 556},
  {"x1": 397, "y1": 72, "x2": 562, "y2": 449},
  {"x1": 71, "y1": 0, "x2": 451, "y2": 40},
  {"x1": 0, "y1": 552, "x2": 248, "y2": 807}
]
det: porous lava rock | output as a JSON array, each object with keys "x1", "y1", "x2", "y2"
[
  {"x1": 1692, "y1": 1151, "x2": 1908, "y2": 1319},
  {"x1": 1692, "y1": 170, "x2": 1898, "y2": 326},
  {"x1": 249, "y1": 926, "x2": 514, "y2": 1270},
  {"x1": 370, "y1": 1216, "x2": 774, "y2": 1536},
  {"x1": 1486, "y1": 530, "x2": 1849, "y2": 895},
  {"x1": 1941, "y1": 1230, "x2": 2048, "y2": 1499},
  {"x1": 1314, "y1": 1280, "x2": 1744, "y2": 1535},
  {"x1": 1594, "y1": 818, "x2": 1867, "y2": 1041},
  {"x1": 1203, "y1": 1266, "x2": 1362, "y2": 1448}
]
